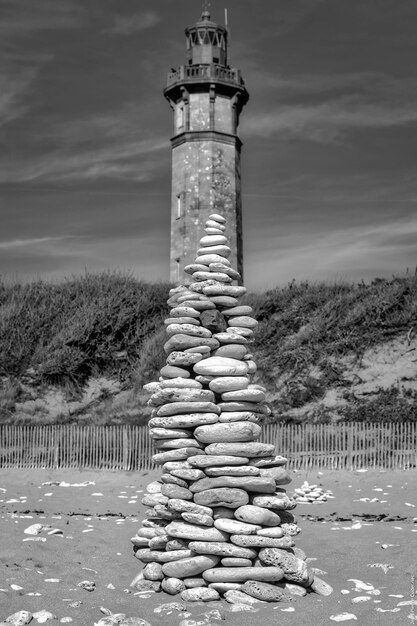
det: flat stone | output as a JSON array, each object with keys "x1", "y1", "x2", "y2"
[
  {"x1": 221, "y1": 557, "x2": 253, "y2": 567},
  {"x1": 167, "y1": 499, "x2": 212, "y2": 517},
  {"x1": 183, "y1": 577, "x2": 207, "y2": 588},
  {"x1": 149, "y1": 388, "x2": 214, "y2": 406},
  {"x1": 259, "y1": 467, "x2": 291, "y2": 484},
  {"x1": 218, "y1": 402, "x2": 269, "y2": 414},
  {"x1": 203, "y1": 285, "x2": 246, "y2": 297},
  {"x1": 256, "y1": 527, "x2": 285, "y2": 538},
  {"x1": 160, "y1": 365, "x2": 190, "y2": 378},
  {"x1": 224, "y1": 589, "x2": 264, "y2": 605},
  {"x1": 198, "y1": 244, "x2": 231, "y2": 257},
  {"x1": 165, "y1": 521, "x2": 228, "y2": 542},
  {"x1": 222, "y1": 306, "x2": 254, "y2": 316},
  {"x1": 159, "y1": 378, "x2": 203, "y2": 389},
  {"x1": 161, "y1": 484, "x2": 193, "y2": 500},
  {"x1": 167, "y1": 352, "x2": 204, "y2": 367},
  {"x1": 166, "y1": 538, "x2": 189, "y2": 551},
  {"x1": 212, "y1": 506, "x2": 235, "y2": 519},
  {"x1": 248, "y1": 455, "x2": 288, "y2": 467},
  {"x1": 157, "y1": 402, "x2": 220, "y2": 416},
  {"x1": 141, "y1": 493, "x2": 168, "y2": 507},
  {"x1": 135, "y1": 548, "x2": 195, "y2": 563},
  {"x1": 203, "y1": 566, "x2": 285, "y2": 583},
  {"x1": 241, "y1": 580, "x2": 290, "y2": 602},
  {"x1": 193, "y1": 357, "x2": 249, "y2": 377},
  {"x1": 310, "y1": 576, "x2": 333, "y2": 596},
  {"x1": 184, "y1": 263, "x2": 210, "y2": 274},
  {"x1": 188, "y1": 455, "x2": 249, "y2": 468},
  {"x1": 154, "y1": 438, "x2": 203, "y2": 450},
  {"x1": 205, "y1": 465, "x2": 260, "y2": 477},
  {"x1": 170, "y1": 307, "x2": 201, "y2": 318},
  {"x1": 152, "y1": 448, "x2": 205, "y2": 465},
  {"x1": 180, "y1": 587, "x2": 220, "y2": 602},
  {"x1": 149, "y1": 413, "x2": 219, "y2": 429},
  {"x1": 258, "y1": 548, "x2": 311, "y2": 585},
  {"x1": 250, "y1": 494, "x2": 297, "y2": 510},
  {"x1": 212, "y1": 332, "x2": 248, "y2": 345},
  {"x1": 188, "y1": 541, "x2": 257, "y2": 559},
  {"x1": 194, "y1": 488, "x2": 249, "y2": 509},
  {"x1": 219, "y1": 412, "x2": 262, "y2": 424},
  {"x1": 149, "y1": 535, "x2": 169, "y2": 549},
  {"x1": 195, "y1": 254, "x2": 231, "y2": 266},
  {"x1": 280, "y1": 523, "x2": 301, "y2": 536},
  {"x1": 214, "y1": 519, "x2": 261, "y2": 535},
  {"x1": 164, "y1": 334, "x2": 219, "y2": 354},
  {"x1": 230, "y1": 535, "x2": 294, "y2": 549},
  {"x1": 179, "y1": 299, "x2": 216, "y2": 311},
  {"x1": 143, "y1": 562, "x2": 164, "y2": 581},
  {"x1": 171, "y1": 468, "x2": 206, "y2": 481},
  {"x1": 199, "y1": 234, "x2": 228, "y2": 247},
  {"x1": 190, "y1": 476, "x2": 276, "y2": 494},
  {"x1": 164, "y1": 316, "x2": 200, "y2": 326},
  {"x1": 209, "y1": 264, "x2": 240, "y2": 280},
  {"x1": 208, "y1": 213, "x2": 226, "y2": 223},
  {"x1": 182, "y1": 512, "x2": 213, "y2": 526},
  {"x1": 150, "y1": 427, "x2": 192, "y2": 439},
  {"x1": 131, "y1": 535, "x2": 150, "y2": 547},
  {"x1": 228, "y1": 326, "x2": 254, "y2": 338},
  {"x1": 276, "y1": 581, "x2": 307, "y2": 597},
  {"x1": 209, "y1": 377, "x2": 249, "y2": 393},
  {"x1": 204, "y1": 442, "x2": 276, "y2": 458},
  {"x1": 193, "y1": 422, "x2": 261, "y2": 444},
  {"x1": 162, "y1": 555, "x2": 220, "y2": 578},
  {"x1": 221, "y1": 389, "x2": 266, "y2": 403},
  {"x1": 184, "y1": 345, "x2": 211, "y2": 354},
  {"x1": 227, "y1": 316, "x2": 258, "y2": 329},
  {"x1": 234, "y1": 505, "x2": 282, "y2": 527},
  {"x1": 209, "y1": 582, "x2": 242, "y2": 593},
  {"x1": 137, "y1": 527, "x2": 167, "y2": 539},
  {"x1": 213, "y1": 344, "x2": 247, "y2": 359},
  {"x1": 165, "y1": 324, "x2": 213, "y2": 338}
]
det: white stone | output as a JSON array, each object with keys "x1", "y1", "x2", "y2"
[{"x1": 193, "y1": 357, "x2": 249, "y2": 377}]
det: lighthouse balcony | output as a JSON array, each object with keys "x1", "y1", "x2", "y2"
[{"x1": 166, "y1": 63, "x2": 245, "y2": 89}]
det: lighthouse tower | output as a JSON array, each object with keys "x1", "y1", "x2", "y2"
[{"x1": 164, "y1": 9, "x2": 249, "y2": 284}]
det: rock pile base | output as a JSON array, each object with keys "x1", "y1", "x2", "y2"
[{"x1": 131, "y1": 213, "x2": 333, "y2": 606}]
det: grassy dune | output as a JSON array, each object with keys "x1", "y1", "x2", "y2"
[{"x1": 0, "y1": 271, "x2": 416, "y2": 423}]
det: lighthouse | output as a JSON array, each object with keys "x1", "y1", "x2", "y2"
[{"x1": 164, "y1": 9, "x2": 249, "y2": 284}]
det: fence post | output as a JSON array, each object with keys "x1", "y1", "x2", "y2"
[
  {"x1": 347, "y1": 424, "x2": 353, "y2": 470},
  {"x1": 122, "y1": 427, "x2": 129, "y2": 471}
]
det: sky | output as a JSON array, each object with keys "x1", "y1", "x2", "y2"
[{"x1": 1, "y1": 0, "x2": 416, "y2": 291}]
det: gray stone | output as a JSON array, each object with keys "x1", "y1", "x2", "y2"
[
  {"x1": 190, "y1": 476, "x2": 276, "y2": 494},
  {"x1": 160, "y1": 365, "x2": 190, "y2": 378},
  {"x1": 214, "y1": 518, "x2": 261, "y2": 535},
  {"x1": 208, "y1": 582, "x2": 242, "y2": 593},
  {"x1": 234, "y1": 505, "x2": 281, "y2": 527},
  {"x1": 165, "y1": 521, "x2": 228, "y2": 542},
  {"x1": 224, "y1": 589, "x2": 264, "y2": 605},
  {"x1": 159, "y1": 377, "x2": 202, "y2": 389},
  {"x1": 204, "y1": 442, "x2": 275, "y2": 458},
  {"x1": 256, "y1": 527, "x2": 285, "y2": 538},
  {"x1": 161, "y1": 577, "x2": 187, "y2": 595},
  {"x1": 219, "y1": 412, "x2": 262, "y2": 424},
  {"x1": 221, "y1": 557, "x2": 253, "y2": 567},
  {"x1": 161, "y1": 474, "x2": 189, "y2": 489},
  {"x1": 230, "y1": 534, "x2": 294, "y2": 549},
  {"x1": 160, "y1": 484, "x2": 193, "y2": 500},
  {"x1": 310, "y1": 576, "x2": 333, "y2": 596},
  {"x1": 250, "y1": 494, "x2": 297, "y2": 510},
  {"x1": 202, "y1": 566, "x2": 284, "y2": 583},
  {"x1": 221, "y1": 389, "x2": 265, "y2": 402},
  {"x1": 180, "y1": 587, "x2": 220, "y2": 602},
  {"x1": 149, "y1": 413, "x2": 219, "y2": 429},
  {"x1": 167, "y1": 352, "x2": 204, "y2": 367},
  {"x1": 209, "y1": 376, "x2": 249, "y2": 394},
  {"x1": 135, "y1": 548, "x2": 195, "y2": 563},
  {"x1": 183, "y1": 577, "x2": 207, "y2": 588},
  {"x1": 193, "y1": 356, "x2": 249, "y2": 377},
  {"x1": 241, "y1": 580, "x2": 290, "y2": 602},
  {"x1": 165, "y1": 324, "x2": 212, "y2": 338},
  {"x1": 157, "y1": 401, "x2": 220, "y2": 417},
  {"x1": 248, "y1": 455, "x2": 288, "y2": 467},
  {"x1": 162, "y1": 554, "x2": 220, "y2": 578},
  {"x1": 193, "y1": 422, "x2": 261, "y2": 444},
  {"x1": 258, "y1": 548, "x2": 312, "y2": 585},
  {"x1": 152, "y1": 448, "x2": 204, "y2": 465},
  {"x1": 143, "y1": 562, "x2": 164, "y2": 580},
  {"x1": 171, "y1": 468, "x2": 205, "y2": 481},
  {"x1": 150, "y1": 427, "x2": 192, "y2": 439},
  {"x1": 259, "y1": 467, "x2": 292, "y2": 484},
  {"x1": 181, "y1": 512, "x2": 213, "y2": 526},
  {"x1": 199, "y1": 309, "x2": 228, "y2": 333},
  {"x1": 193, "y1": 487, "x2": 249, "y2": 509},
  {"x1": 164, "y1": 334, "x2": 219, "y2": 354},
  {"x1": 213, "y1": 344, "x2": 247, "y2": 359},
  {"x1": 154, "y1": 438, "x2": 202, "y2": 450},
  {"x1": 188, "y1": 454, "x2": 249, "y2": 468},
  {"x1": 205, "y1": 465, "x2": 260, "y2": 477},
  {"x1": 188, "y1": 541, "x2": 257, "y2": 559},
  {"x1": 167, "y1": 499, "x2": 212, "y2": 517}
]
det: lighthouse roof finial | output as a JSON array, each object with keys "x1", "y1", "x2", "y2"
[{"x1": 201, "y1": 0, "x2": 211, "y2": 20}]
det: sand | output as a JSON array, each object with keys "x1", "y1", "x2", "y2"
[{"x1": 1, "y1": 467, "x2": 416, "y2": 625}]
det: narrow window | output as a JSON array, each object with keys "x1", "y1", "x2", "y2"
[
  {"x1": 176, "y1": 193, "x2": 183, "y2": 218},
  {"x1": 177, "y1": 104, "x2": 184, "y2": 130},
  {"x1": 175, "y1": 258, "x2": 180, "y2": 282}
]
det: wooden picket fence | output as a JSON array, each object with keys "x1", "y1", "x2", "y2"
[{"x1": 0, "y1": 422, "x2": 416, "y2": 471}]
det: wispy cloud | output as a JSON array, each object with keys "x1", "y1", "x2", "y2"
[
  {"x1": 0, "y1": 236, "x2": 73, "y2": 250},
  {"x1": 0, "y1": 103, "x2": 169, "y2": 183},
  {"x1": 243, "y1": 72, "x2": 417, "y2": 142},
  {"x1": 105, "y1": 11, "x2": 160, "y2": 35},
  {"x1": 0, "y1": 0, "x2": 83, "y2": 35}
]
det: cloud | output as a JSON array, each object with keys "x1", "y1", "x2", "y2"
[
  {"x1": 0, "y1": 0, "x2": 83, "y2": 35},
  {"x1": 0, "y1": 236, "x2": 73, "y2": 250},
  {"x1": 105, "y1": 11, "x2": 160, "y2": 35},
  {"x1": 243, "y1": 72, "x2": 417, "y2": 143},
  {"x1": 0, "y1": 103, "x2": 169, "y2": 183}
]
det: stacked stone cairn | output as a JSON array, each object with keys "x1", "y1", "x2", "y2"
[{"x1": 131, "y1": 213, "x2": 333, "y2": 605}]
